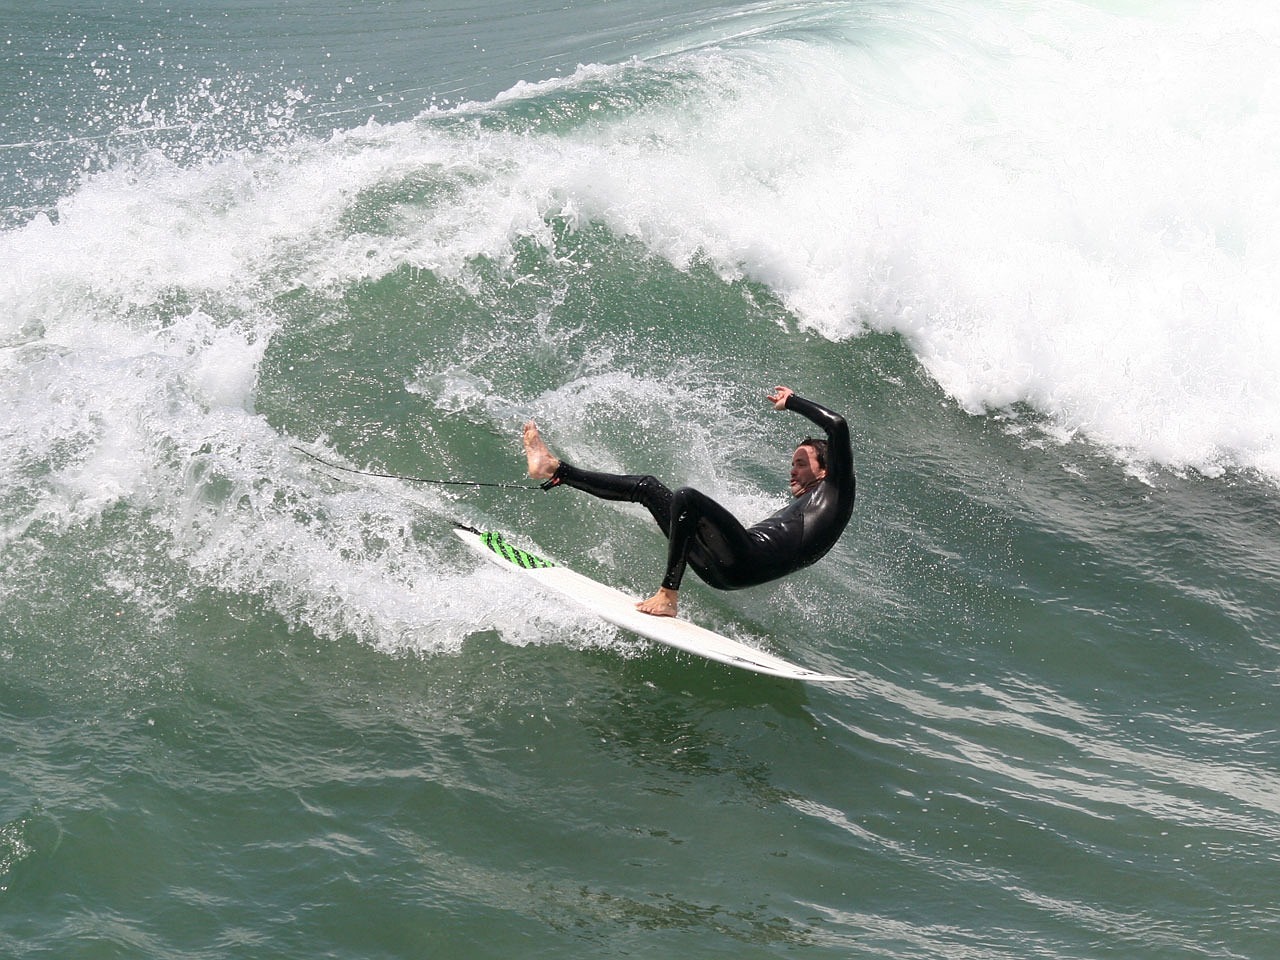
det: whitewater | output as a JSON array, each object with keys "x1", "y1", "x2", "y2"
[{"x1": 6, "y1": 0, "x2": 1280, "y2": 491}]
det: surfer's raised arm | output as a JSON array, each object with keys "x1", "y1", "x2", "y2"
[
  {"x1": 525, "y1": 383, "x2": 857, "y2": 618},
  {"x1": 768, "y1": 385, "x2": 854, "y2": 499}
]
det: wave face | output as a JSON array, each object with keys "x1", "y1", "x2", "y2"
[
  {"x1": 7, "y1": 0, "x2": 1280, "y2": 479},
  {"x1": 2, "y1": 2, "x2": 1278, "y2": 959}
]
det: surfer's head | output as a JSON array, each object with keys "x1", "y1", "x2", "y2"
[
  {"x1": 789, "y1": 439, "x2": 828, "y2": 496},
  {"x1": 799, "y1": 437, "x2": 828, "y2": 470}
]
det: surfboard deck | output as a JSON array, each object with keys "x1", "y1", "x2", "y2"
[{"x1": 453, "y1": 526, "x2": 851, "y2": 683}]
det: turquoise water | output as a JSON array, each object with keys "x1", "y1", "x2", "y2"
[{"x1": 3, "y1": 1, "x2": 1279, "y2": 957}]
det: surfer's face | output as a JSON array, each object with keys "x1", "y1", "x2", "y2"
[{"x1": 789, "y1": 444, "x2": 826, "y2": 496}]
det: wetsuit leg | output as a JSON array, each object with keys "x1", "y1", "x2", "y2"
[
  {"x1": 550, "y1": 465, "x2": 766, "y2": 592},
  {"x1": 550, "y1": 462, "x2": 674, "y2": 534},
  {"x1": 661, "y1": 487, "x2": 760, "y2": 591}
]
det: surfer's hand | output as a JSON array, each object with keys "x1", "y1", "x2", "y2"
[{"x1": 768, "y1": 385, "x2": 793, "y2": 410}]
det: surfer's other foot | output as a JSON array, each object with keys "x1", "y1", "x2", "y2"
[
  {"x1": 636, "y1": 588, "x2": 678, "y2": 618},
  {"x1": 522, "y1": 421, "x2": 560, "y2": 480}
]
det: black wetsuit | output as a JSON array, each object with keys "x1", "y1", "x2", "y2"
[{"x1": 544, "y1": 394, "x2": 855, "y2": 592}]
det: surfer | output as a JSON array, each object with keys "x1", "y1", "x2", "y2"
[{"x1": 522, "y1": 385, "x2": 855, "y2": 617}]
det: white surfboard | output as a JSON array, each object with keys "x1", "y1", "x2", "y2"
[{"x1": 453, "y1": 526, "x2": 851, "y2": 683}]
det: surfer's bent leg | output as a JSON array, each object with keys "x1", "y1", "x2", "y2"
[
  {"x1": 661, "y1": 486, "x2": 756, "y2": 592},
  {"x1": 544, "y1": 462, "x2": 675, "y2": 535}
]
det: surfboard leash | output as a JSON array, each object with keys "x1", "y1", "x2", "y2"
[{"x1": 291, "y1": 446, "x2": 539, "y2": 491}]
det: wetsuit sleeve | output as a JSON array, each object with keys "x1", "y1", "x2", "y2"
[{"x1": 785, "y1": 394, "x2": 854, "y2": 491}]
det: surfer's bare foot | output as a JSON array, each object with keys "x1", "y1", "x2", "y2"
[
  {"x1": 522, "y1": 421, "x2": 560, "y2": 480},
  {"x1": 636, "y1": 587, "x2": 679, "y2": 618}
]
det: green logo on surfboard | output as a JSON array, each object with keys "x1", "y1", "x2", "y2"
[{"x1": 480, "y1": 531, "x2": 557, "y2": 569}]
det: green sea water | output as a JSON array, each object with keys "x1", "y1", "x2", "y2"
[{"x1": 3, "y1": 2, "x2": 1279, "y2": 957}]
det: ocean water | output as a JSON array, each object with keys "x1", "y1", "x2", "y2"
[{"x1": 3, "y1": 0, "x2": 1278, "y2": 956}]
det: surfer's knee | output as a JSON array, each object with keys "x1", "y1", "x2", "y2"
[
  {"x1": 669, "y1": 486, "x2": 705, "y2": 524},
  {"x1": 631, "y1": 475, "x2": 667, "y2": 502}
]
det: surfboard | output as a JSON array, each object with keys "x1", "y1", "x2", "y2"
[{"x1": 453, "y1": 526, "x2": 851, "y2": 683}]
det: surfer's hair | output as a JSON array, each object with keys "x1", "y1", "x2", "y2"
[{"x1": 799, "y1": 437, "x2": 828, "y2": 470}]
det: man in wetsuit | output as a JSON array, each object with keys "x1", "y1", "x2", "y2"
[{"x1": 522, "y1": 385, "x2": 855, "y2": 617}]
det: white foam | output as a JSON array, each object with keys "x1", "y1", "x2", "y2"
[
  {"x1": 392, "y1": 0, "x2": 1280, "y2": 479},
  {"x1": 590, "y1": 0, "x2": 1280, "y2": 479},
  {"x1": 11, "y1": 4, "x2": 1279, "y2": 487}
]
